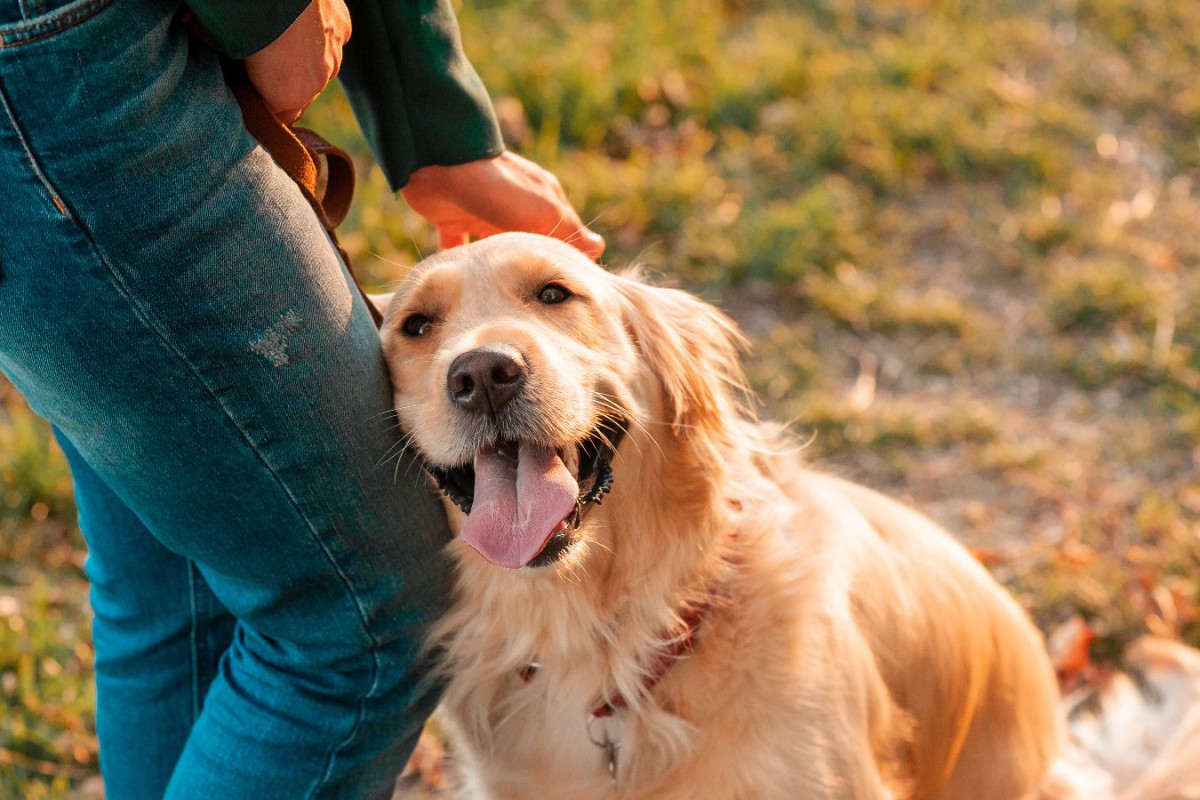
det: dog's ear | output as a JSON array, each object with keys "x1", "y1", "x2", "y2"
[{"x1": 613, "y1": 272, "x2": 750, "y2": 438}]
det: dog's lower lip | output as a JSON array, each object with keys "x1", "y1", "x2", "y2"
[{"x1": 527, "y1": 523, "x2": 573, "y2": 568}]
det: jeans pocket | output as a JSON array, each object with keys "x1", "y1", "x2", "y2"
[{"x1": 0, "y1": 0, "x2": 115, "y2": 48}]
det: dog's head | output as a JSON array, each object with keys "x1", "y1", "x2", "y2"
[{"x1": 382, "y1": 233, "x2": 747, "y2": 571}]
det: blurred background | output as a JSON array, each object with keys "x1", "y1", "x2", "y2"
[{"x1": 3, "y1": 0, "x2": 1199, "y2": 795}]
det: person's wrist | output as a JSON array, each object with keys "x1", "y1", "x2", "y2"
[{"x1": 406, "y1": 156, "x2": 495, "y2": 188}]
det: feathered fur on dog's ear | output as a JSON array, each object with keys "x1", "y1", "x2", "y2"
[{"x1": 613, "y1": 271, "x2": 751, "y2": 440}]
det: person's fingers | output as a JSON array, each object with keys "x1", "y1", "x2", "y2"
[
  {"x1": 448, "y1": 188, "x2": 605, "y2": 257},
  {"x1": 569, "y1": 226, "x2": 606, "y2": 259},
  {"x1": 539, "y1": 210, "x2": 605, "y2": 258},
  {"x1": 532, "y1": 201, "x2": 606, "y2": 258},
  {"x1": 482, "y1": 162, "x2": 605, "y2": 256},
  {"x1": 438, "y1": 217, "x2": 516, "y2": 250},
  {"x1": 441, "y1": 207, "x2": 602, "y2": 257},
  {"x1": 276, "y1": 105, "x2": 308, "y2": 125},
  {"x1": 438, "y1": 228, "x2": 470, "y2": 250},
  {"x1": 403, "y1": 154, "x2": 606, "y2": 258}
]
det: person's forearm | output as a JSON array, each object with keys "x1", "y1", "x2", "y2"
[{"x1": 338, "y1": 0, "x2": 504, "y2": 190}]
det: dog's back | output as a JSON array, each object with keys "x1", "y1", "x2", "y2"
[{"x1": 764, "y1": 465, "x2": 1063, "y2": 798}]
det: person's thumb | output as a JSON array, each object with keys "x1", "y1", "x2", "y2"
[{"x1": 438, "y1": 227, "x2": 469, "y2": 251}]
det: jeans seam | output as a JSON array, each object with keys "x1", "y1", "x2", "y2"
[
  {"x1": 0, "y1": 0, "x2": 113, "y2": 48},
  {"x1": 0, "y1": 79, "x2": 70, "y2": 216},
  {"x1": 311, "y1": 650, "x2": 384, "y2": 798},
  {"x1": 187, "y1": 561, "x2": 201, "y2": 721}
]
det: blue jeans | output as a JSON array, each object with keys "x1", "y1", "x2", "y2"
[{"x1": 0, "y1": 1, "x2": 452, "y2": 797}]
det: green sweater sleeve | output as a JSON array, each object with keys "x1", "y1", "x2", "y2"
[
  {"x1": 338, "y1": 0, "x2": 505, "y2": 190},
  {"x1": 186, "y1": 0, "x2": 311, "y2": 60}
]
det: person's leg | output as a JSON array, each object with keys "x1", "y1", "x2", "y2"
[
  {"x1": 59, "y1": 432, "x2": 237, "y2": 799},
  {"x1": 0, "y1": 1, "x2": 452, "y2": 797}
]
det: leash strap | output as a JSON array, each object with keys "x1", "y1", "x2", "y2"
[{"x1": 220, "y1": 59, "x2": 384, "y2": 328}]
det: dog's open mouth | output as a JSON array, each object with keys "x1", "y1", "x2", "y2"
[{"x1": 425, "y1": 417, "x2": 627, "y2": 569}]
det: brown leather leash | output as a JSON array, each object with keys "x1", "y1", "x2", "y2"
[{"x1": 220, "y1": 59, "x2": 384, "y2": 328}]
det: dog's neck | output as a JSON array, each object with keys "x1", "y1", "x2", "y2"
[{"x1": 586, "y1": 537, "x2": 734, "y2": 719}]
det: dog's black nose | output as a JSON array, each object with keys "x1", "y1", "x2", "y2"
[{"x1": 447, "y1": 347, "x2": 526, "y2": 414}]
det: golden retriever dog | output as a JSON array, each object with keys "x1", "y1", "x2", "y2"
[{"x1": 378, "y1": 233, "x2": 1197, "y2": 799}]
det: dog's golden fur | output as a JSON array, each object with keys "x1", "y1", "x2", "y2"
[{"x1": 381, "y1": 233, "x2": 1068, "y2": 799}]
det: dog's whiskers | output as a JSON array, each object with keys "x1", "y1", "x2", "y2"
[
  {"x1": 593, "y1": 393, "x2": 661, "y2": 460},
  {"x1": 375, "y1": 430, "x2": 417, "y2": 472},
  {"x1": 366, "y1": 407, "x2": 404, "y2": 423},
  {"x1": 392, "y1": 433, "x2": 429, "y2": 486},
  {"x1": 393, "y1": 448, "x2": 419, "y2": 485}
]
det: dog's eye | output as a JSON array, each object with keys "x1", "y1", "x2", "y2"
[
  {"x1": 537, "y1": 284, "x2": 571, "y2": 305},
  {"x1": 401, "y1": 314, "x2": 434, "y2": 337}
]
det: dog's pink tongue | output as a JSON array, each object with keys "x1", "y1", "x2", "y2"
[{"x1": 461, "y1": 444, "x2": 578, "y2": 569}]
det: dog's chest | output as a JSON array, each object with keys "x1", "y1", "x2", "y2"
[{"x1": 444, "y1": 665, "x2": 646, "y2": 799}]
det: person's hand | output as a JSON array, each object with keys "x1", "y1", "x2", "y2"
[
  {"x1": 244, "y1": 0, "x2": 352, "y2": 124},
  {"x1": 401, "y1": 152, "x2": 606, "y2": 259}
]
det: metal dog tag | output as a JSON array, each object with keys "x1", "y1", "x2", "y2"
[
  {"x1": 587, "y1": 713, "x2": 622, "y2": 791},
  {"x1": 604, "y1": 739, "x2": 619, "y2": 789}
]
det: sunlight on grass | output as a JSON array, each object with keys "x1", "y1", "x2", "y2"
[{"x1": 1, "y1": 391, "x2": 94, "y2": 798}]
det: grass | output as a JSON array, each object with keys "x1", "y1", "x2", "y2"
[
  {"x1": 3, "y1": 0, "x2": 1200, "y2": 794},
  {"x1": 0, "y1": 385, "x2": 95, "y2": 798}
]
